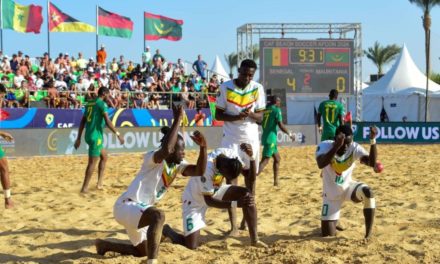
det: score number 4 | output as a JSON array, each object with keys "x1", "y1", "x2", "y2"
[{"x1": 286, "y1": 76, "x2": 346, "y2": 92}]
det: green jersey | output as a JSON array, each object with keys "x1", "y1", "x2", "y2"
[
  {"x1": 84, "y1": 98, "x2": 108, "y2": 142},
  {"x1": 318, "y1": 99, "x2": 345, "y2": 140},
  {"x1": 262, "y1": 104, "x2": 282, "y2": 145}
]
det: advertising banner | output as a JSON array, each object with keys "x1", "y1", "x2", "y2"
[
  {"x1": 0, "y1": 108, "x2": 212, "y2": 129},
  {"x1": 353, "y1": 122, "x2": 440, "y2": 143}
]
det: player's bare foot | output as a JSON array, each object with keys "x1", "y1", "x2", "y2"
[
  {"x1": 226, "y1": 228, "x2": 239, "y2": 237},
  {"x1": 4, "y1": 198, "x2": 13, "y2": 209},
  {"x1": 96, "y1": 184, "x2": 105, "y2": 190},
  {"x1": 80, "y1": 188, "x2": 89, "y2": 194},
  {"x1": 251, "y1": 240, "x2": 268, "y2": 248},
  {"x1": 95, "y1": 239, "x2": 108, "y2": 256},
  {"x1": 336, "y1": 224, "x2": 345, "y2": 231},
  {"x1": 273, "y1": 181, "x2": 279, "y2": 187}
]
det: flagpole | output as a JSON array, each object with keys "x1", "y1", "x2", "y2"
[
  {"x1": 1, "y1": 0, "x2": 3, "y2": 52},
  {"x1": 143, "y1": 12, "x2": 145, "y2": 53},
  {"x1": 47, "y1": 0, "x2": 50, "y2": 56},
  {"x1": 96, "y1": 5, "x2": 98, "y2": 54}
]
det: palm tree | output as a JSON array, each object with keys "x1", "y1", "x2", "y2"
[
  {"x1": 409, "y1": 0, "x2": 440, "y2": 121},
  {"x1": 364, "y1": 41, "x2": 401, "y2": 75},
  {"x1": 224, "y1": 52, "x2": 237, "y2": 79}
]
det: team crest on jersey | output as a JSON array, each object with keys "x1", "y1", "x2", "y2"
[
  {"x1": 161, "y1": 162, "x2": 178, "y2": 188},
  {"x1": 226, "y1": 87, "x2": 258, "y2": 108},
  {"x1": 330, "y1": 154, "x2": 354, "y2": 174},
  {"x1": 212, "y1": 172, "x2": 224, "y2": 188}
]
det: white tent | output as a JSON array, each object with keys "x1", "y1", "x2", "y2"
[
  {"x1": 362, "y1": 44, "x2": 440, "y2": 121},
  {"x1": 210, "y1": 55, "x2": 230, "y2": 81}
]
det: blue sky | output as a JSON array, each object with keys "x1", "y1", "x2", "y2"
[{"x1": 2, "y1": 0, "x2": 440, "y2": 82}]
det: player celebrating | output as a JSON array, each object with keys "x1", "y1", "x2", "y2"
[
  {"x1": 95, "y1": 105, "x2": 208, "y2": 263},
  {"x1": 315, "y1": 125, "x2": 378, "y2": 238},
  {"x1": 259, "y1": 96, "x2": 295, "y2": 186},
  {"x1": 215, "y1": 59, "x2": 265, "y2": 234},
  {"x1": 74, "y1": 87, "x2": 124, "y2": 193},
  {"x1": 317, "y1": 89, "x2": 345, "y2": 141},
  {"x1": 162, "y1": 144, "x2": 266, "y2": 249},
  {"x1": 0, "y1": 130, "x2": 14, "y2": 209}
]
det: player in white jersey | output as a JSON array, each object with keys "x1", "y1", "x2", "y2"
[
  {"x1": 95, "y1": 105, "x2": 208, "y2": 264},
  {"x1": 316, "y1": 124, "x2": 379, "y2": 239},
  {"x1": 215, "y1": 59, "x2": 265, "y2": 234},
  {"x1": 162, "y1": 144, "x2": 266, "y2": 249}
]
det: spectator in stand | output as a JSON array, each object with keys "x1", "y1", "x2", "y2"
[
  {"x1": 34, "y1": 72, "x2": 44, "y2": 90},
  {"x1": 127, "y1": 61, "x2": 135, "y2": 72},
  {"x1": 1, "y1": 56, "x2": 11, "y2": 72},
  {"x1": 111, "y1": 58, "x2": 118, "y2": 72},
  {"x1": 14, "y1": 69, "x2": 25, "y2": 88},
  {"x1": 10, "y1": 54, "x2": 18, "y2": 72},
  {"x1": 76, "y1": 77, "x2": 88, "y2": 93},
  {"x1": 17, "y1": 51, "x2": 23, "y2": 63},
  {"x1": 208, "y1": 74, "x2": 219, "y2": 94},
  {"x1": 170, "y1": 77, "x2": 181, "y2": 103},
  {"x1": 76, "y1": 52, "x2": 87, "y2": 71},
  {"x1": 16, "y1": 80, "x2": 29, "y2": 107},
  {"x1": 45, "y1": 81, "x2": 60, "y2": 108},
  {"x1": 153, "y1": 49, "x2": 165, "y2": 65},
  {"x1": 192, "y1": 55, "x2": 208, "y2": 79},
  {"x1": 194, "y1": 108, "x2": 206, "y2": 126},
  {"x1": 120, "y1": 77, "x2": 132, "y2": 92},
  {"x1": 142, "y1": 46, "x2": 151, "y2": 65},
  {"x1": 118, "y1": 55, "x2": 126, "y2": 71},
  {"x1": 164, "y1": 63, "x2": 173, "y2": 82},
  {"x1": 99, "y1": 72, "x2": 109, "y2": 88},
  {"x1": 97, "y1": 45, "x2": 107, "y2": 66},
  {"x1": 176, "y1": 58, "x2": 185, "y2": 75}
]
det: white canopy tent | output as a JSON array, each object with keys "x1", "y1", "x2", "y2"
[
  {"x1": 210, "y1": 55, "x2": 230, "y2": 81},
  {"x1": 362, "y1": 44, "x2": 440, "y2": 121}
]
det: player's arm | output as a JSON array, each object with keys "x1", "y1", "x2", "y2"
[
  {"x1": 153, "y1": 104, "x2": 183, "y2": 163},
  {"x1": 182, "y1": 131, "x2": 207, "y2": 176},
  {"x1": 74, "y1": 115, "x2": 86, "y2": 149},
  {"x1": 215, "y1": 107, "x2": 247, "y2": 122},
  {"x1": 241, "y1": 143, "x2": 256, "y2": 194},
  {"x1": 247, "y1": 109, "x2": 263, "y2": 123},
  {"x1": 103, "y1": 112, "x2": 124, "y2": 145},
  {"x1": 316, "y1": 112, "x2": 322, "y2": 128},
  {"x1": 338, "y1": 113, "x2": 344, "y2": 125},
  {"x1": 316, "y1": 133, "x2": 345, "y2": 169},
  {"x1": 203, "y1": 195, "x2": 232, "y2": 208},
  {"x1": 360, "y1": 126, "x2": 378, "y2": 167},
  {"x1": 277, "y1": 111, "x2": 295, "y2": 140}
]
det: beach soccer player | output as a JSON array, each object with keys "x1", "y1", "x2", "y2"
[
  {"x1": 95, "y1": 105, "x2": 208, "y2": 263},
  {"x1": 162, "y1": 144, "x2": 267, "y2": 249},
  {"x1": 317, "y1": 89, "x2": 345, "y2": 141},
  {"x1": 259, "y1": 95, "x2": 295, "y2": 186},
  {"x1": 215, "y1": 59, "x2": 265, "y2": 234},
  {"x1": 0, "y1": 130, "x2": 14, "y2": 209},
  {"x1": 74, "y1": 87, "x2": 124, "y2": 193},
  {"x1": 316, "y1": 124, "x2": 378, "y2": 238}
]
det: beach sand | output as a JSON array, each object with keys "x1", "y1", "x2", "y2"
[{"x1": 0, "y1": 144, "x2": 439, "y2": 264}]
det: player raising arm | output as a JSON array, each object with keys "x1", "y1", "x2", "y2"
[{"x1": 316, "y1": 125, "x2": 378, "y2": 239}]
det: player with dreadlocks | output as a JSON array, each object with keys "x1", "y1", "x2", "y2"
[
  {"x1": 162, "y1": 143, "x2": 267, "y2": 249},
  {"x1": 95, "y1": 105, "x2": 207, "y2": 263}
]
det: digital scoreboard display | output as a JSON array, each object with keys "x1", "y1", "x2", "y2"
[{"x1": 260, "y1": 39, "x2": 354, "y2": 94}]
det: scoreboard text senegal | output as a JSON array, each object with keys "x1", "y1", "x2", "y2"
[{"x1": 260, "y1": 39, "x2": 354, "y2": 94}]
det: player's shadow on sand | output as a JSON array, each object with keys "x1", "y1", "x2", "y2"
[{"x1": 0, "y1": 227, "x2": 126, "y2": 237}]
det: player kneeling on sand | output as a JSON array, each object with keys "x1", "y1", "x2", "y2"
[
  {"x1": 95, "y1": 105, "x2": 207, "y2": 264},
  {"x1": 315, "y1": 124, "x2": 379, "y2": 239},
  {"x1": 162, "y1": 144, "x2": 266, "y2": 249}
]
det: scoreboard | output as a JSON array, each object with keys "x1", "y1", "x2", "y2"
[{"x1": 260, "y1": 39, "x2": 354, "y2": 94}]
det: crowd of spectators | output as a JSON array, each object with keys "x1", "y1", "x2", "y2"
[{"x1": 0, "y1": 45, "x2": 224, "y2": 110}]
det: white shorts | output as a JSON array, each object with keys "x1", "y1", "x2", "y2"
[
  {"x1": 182, "y1": 185, "x2": 231, "y2": 236},
  {"x1": 321, "y1": 181, "x2": 363, "y2": 221},
  {"x1": 220, "y1": 137, "x2": 260, "y2": 172},
  {"x1": 113, "y1": 196, "x2": 152, "y2": 246}
]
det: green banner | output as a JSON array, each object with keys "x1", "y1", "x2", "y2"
[{"x1": 353, "y1": 122, "x2": 440, "y2": 143}]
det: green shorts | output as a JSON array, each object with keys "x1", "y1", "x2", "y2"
[
  {"x1": 0, "y1": 146, "x2": 5, "y2": 159},
  {"x1": 321, "y1": 133, "x2": 335, "y2": 141},
  {"x1": 86, "y1": 137, "x2": 103, "y2": 157},
  {"x1": 262, "y1": 142, "x2": 278, "y2": 158}
]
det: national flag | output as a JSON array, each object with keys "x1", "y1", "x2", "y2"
[
  {"x1": 264, "y1": 48, "x2": 289, "y2": 67},
  {"x1": 1, "y1": 0, "x2": 43, "y2": 33},
  {"x1": 98, "y1": 7, "x2": 133, "y2": 38},
  {"x1": 49, "y1": 3, "x2": 95, "y2": 32},
  {"x1": 325, "y1": 48, "x2": 350, "y2": 67},
  {"x1": 144, "y1": 12, "x2": 183, "y2": 41}
]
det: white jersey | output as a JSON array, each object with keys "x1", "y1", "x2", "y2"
[
  {"x1": 216, "y1": 80, "x2": 265, "y2": 142},
  {"x1": 121, "y1": 151, "x2": 188, "y2": 205},
  {"x1": 315, "y1": 141, "x2": 368, "y2": 200},
  {"x1": 182, "y1": 148, "x2": 249, "y2": 208}
]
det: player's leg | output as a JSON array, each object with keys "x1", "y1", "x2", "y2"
[
  {"x1": 272, "y1": 148, "x2": 281, "y2": 186},
  {"x1": 258, "y1": 144, "x2": 272, "y2": 176},
  {"x1": 0, "y1": 156, "x2": 13, "y2": 209},
  {"x1": 350, "y1": 183, "x2": 375, "y2": 238},
  {"x1": 221, "y1": 185, "x2": 263, "y2": 246},
  {"x1": 97, "y1": 149, "x2": 108, "y2": 190},
  {"x1": 321, "y1": 199, "x2": 342, "y2": 237},
  {"x1": 80, "y1": 156, "x2": 99, "y2": 193},
  {"x1": 163, "y1": 224, "x2": 201, "y2": 250},
  {"x1": 137, "y1": 207, "x2": 166, "y2": 260},
  {"x1": 81, "y1": 139, "x2": 101, "y2": 193},
  {"x1": 95, "y1": 238, "x2": 141, "y2": 257}
]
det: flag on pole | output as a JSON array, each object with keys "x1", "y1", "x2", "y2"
[
  {"x1": 1, "y1": 0, "x2": 43, "y2": 33},
  {"x1": 98, "y1": 7, "x2": 133, "y2": 38},
  {"x1": 144, "y1": 12, "x2": 183, "y2": 41},
  {"x1": 49, "y1": 2, "x2": 95, "y2": 32}
]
